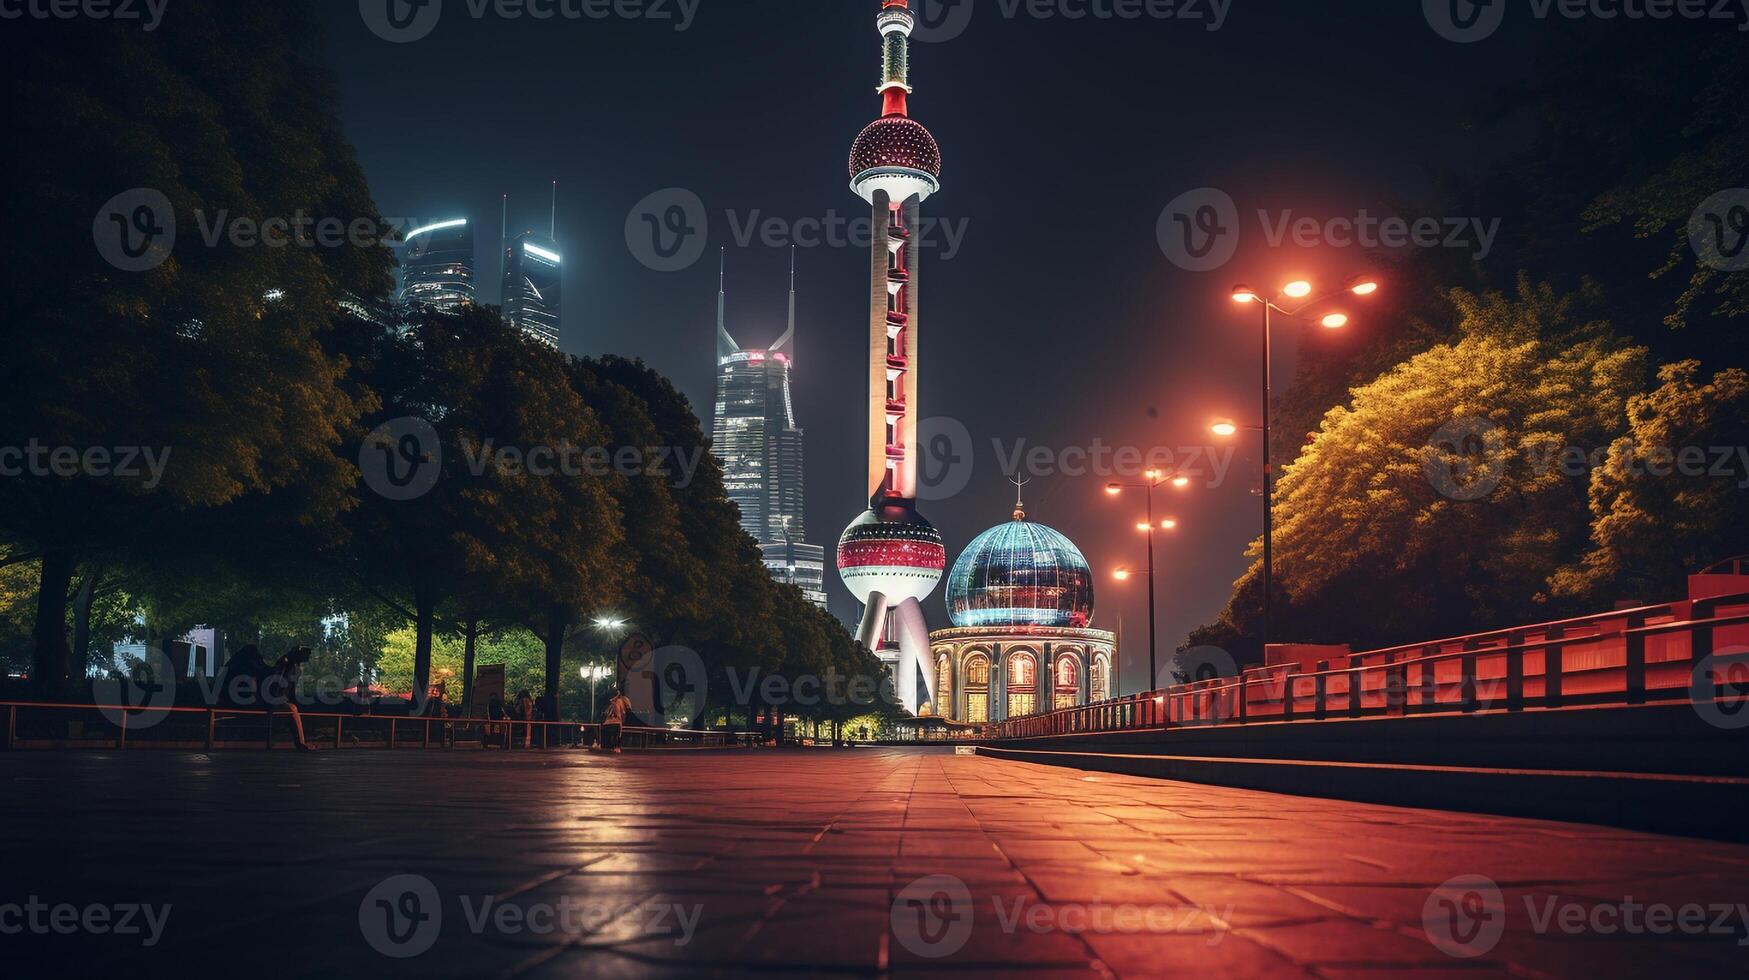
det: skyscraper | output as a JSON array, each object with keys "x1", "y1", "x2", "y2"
[
  {"x1": 712, "y1": 251, "x2": 826, "y2": 610},
  {"x1": 398, "y1": 218, "x2": 474, "y2": 313},
  {"x1": 502, "y1": 232, "x2": 562, "y2": 348},
  {"x1": 835, "y1": 0, "x2": 947, "y2": 716}
]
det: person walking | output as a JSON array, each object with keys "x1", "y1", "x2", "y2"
[
  {"x1": 486, "y1": 692, "x2": 507, "y2": 749},
  {"x1": 263, "y1": 646, "x2": 314, "y2": 751},
  {"x1": 601, "y1": 688, "x2": 631, "y2": 754},
  {"x1": 513, "y1": 690, "x2": 535, "y2": 749}
]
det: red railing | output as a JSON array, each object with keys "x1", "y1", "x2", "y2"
[
  {"x1": 985, "y1": 593, "x2": 1749, "y2": 741},
  {"x1": 0, "y1": 701, "x2": 760, "y2": 752}
]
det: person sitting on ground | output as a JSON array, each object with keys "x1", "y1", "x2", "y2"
[
  {"x1": 262, "y1": 646, "x2": 315, "y2": 751},
  {"x1": 601, "y1": 688, "x2": 631, "y2": 754}
]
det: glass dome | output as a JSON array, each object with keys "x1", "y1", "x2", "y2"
[{"x1": 946, "y1": 520, "x2": 1095, "y2": 629}]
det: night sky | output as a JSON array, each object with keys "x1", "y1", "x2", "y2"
[{"x1": 316, "y1": 0, "x2": 1541, "y2": 691}]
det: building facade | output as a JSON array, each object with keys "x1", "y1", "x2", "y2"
[
  {"x1": 398, "y1": 218, "x2": 474, "y2": 313},
  {"x1": 835, "y1": 0, "x2": 948, "y2": 716},
  {"x1": 502, "y1": 232, "x2": 562, "y2": 348},
  {"x1": 926, "y1": 495, "x2": 1118, "y2": 722},
  {"x1": 711, "y1": 254, "x2": 826, "y2": 610}
]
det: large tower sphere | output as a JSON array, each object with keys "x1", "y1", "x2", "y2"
[{"x1": 836, "y1": 498, "x2": 946, "y2": 604}]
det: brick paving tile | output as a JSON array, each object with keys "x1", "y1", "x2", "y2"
[{"x1": 3, "y1": 747, "x2": 1747, "y2": 978}]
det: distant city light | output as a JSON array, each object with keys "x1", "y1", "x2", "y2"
[
  {"x1": 404, "y1": 218, "x2": 467, "y2": 240},
  {"x1": 524, "y1": 242, "x2": 562, "y2": 264}
]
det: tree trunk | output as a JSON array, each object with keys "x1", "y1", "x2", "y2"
[
  {"x1": 70, "y1": 566, "x2": 99, "y2": 672},
  {"x1": 542, "y1": 610, "x2": 568, "y2": 722},
  {"x1": 31, "y1": 549, "x2": 76, "y2": 696},
  {"x1": 461, "y1": 619, "x2": 479, "y2": 717},
  {"x1": 413, "y1": 587, "x2": 436, "y2": 712}
]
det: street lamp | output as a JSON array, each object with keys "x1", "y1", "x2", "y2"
[
  {"x1": 580, "y1": 662, "x2": 613, "y2": 721},
  {"x1": 1103, "y1": 470, "x2": 1188, "y2": 692},
  {"x1": 1217, "y1": 274, "x2": 1377, "y2": 651}
]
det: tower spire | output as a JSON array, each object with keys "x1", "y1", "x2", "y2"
[
  {"x1": 715, "y1": 248, "x2": 739, "y2": 361},
  {"x1": 877, "y1": 0, "x2": 915, "y2": 118},
  {"x1": 772, "y1": 246, "x2": 796, "y2": 357}
]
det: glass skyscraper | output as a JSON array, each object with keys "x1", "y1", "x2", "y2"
[
  {"x1": 711, "y1": 253, "x2": 826, "y2": 610},
  {"x1": 398, "y1": 218, "x2": 474, "y2": 313},
  {"x1": 502, "y1": 232, "x2": 562, "y2": 348}
]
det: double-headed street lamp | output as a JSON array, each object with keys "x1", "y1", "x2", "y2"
[
  {"x1": 1214, "y1": 275, "x2": 1378, "y2": 650},
  {"x1": 1105, "y1": 468, "x2": 1188, "y2": 692}
]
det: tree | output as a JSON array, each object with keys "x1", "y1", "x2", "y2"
[
  {"x1": 1551, "y1": 361, "x2": 1749, "y2": 601},
  {"x1": 1208, "y1": 282, "x2": 1647, "y2": 650},
  {"x1": 0, "y1": 2, "x2": 390, "y2": 693}
]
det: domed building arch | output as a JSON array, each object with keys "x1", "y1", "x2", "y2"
[
  {"x1": 1090, "y1": 650, "x2": 1113, "y2": 703},
  {"x1": 1052, "y1": 649, "x2": 1084, "y2": 711},
  {"x1": 959, "y1": 649, "x2": 992, "y2": 723},
  {"x1": 1003, "y1": 646, "x2": 1041, "y2": 719}
]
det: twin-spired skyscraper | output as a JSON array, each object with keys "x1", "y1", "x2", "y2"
[
  {"x1": 712, "y1": 251, "x2": 827, "y2": 610},
  {"x1": 835, "y1": 0, "x2": 948, "y2": 716}
]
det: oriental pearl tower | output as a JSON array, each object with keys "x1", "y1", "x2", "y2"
[{"x1": 835, "y1": 0, "x2": 947, "y2": 717}]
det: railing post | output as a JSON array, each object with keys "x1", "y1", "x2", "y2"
[
  {"x1": 1460, "y1": 649, "x2": 1479, "y2": 713},
  {"x1": 1237, "y1": 674, "x2": 1249, "y2": 723},
  {"x1": 1349, "y1": 660, "x2": 1364, "y2": 718},
  {"x1": 118, "y1": 709, "x2": 128, "y2": 750},
  {"x1": 1313, "y1": 661, "x2": 1328, "y2": 721},
  {"x1": 4, "y1": 704, "x2": 15, "y2": 750},
  {"x1": 1418, "y1": 646, "x2": 1437, "y2": 712},
  {"x1": 541, "y1": 724, "x2": 549, "y2": 750},
  {"x1": 1282, "y1": 673, "x2": 1296, "y2": 722},
  {"x1": 1546, "y1": 628, "x2": 1565, "y2": 708},
  {"x1": 1506, "y1": 634, "x2": 1525, "y2": 712},
  {"x1": 1625, "y1": 613, "x2": 1647, "y2": 705},
  {"x1": 388, "y1": 718, "x2": 397, "y2": 750},
  {"x1": 205, "y1": 709, "x2": 215, "y2": 751},
  {"x1": 335, "y1": 716, "x2": 344, "y2": 750}
]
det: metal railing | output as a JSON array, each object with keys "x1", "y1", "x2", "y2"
[
  {"x1": 986, "y1": 593, "x2": 1749, "y2": 741},
  {"x1": 0, "y1": 701, "x2": 760, "y2": 752}
]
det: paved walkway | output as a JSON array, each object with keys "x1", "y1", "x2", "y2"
[{"x1": 3, "y1": 748, "x2": 1746, "y2": 977}]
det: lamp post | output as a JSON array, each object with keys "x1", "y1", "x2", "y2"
[
  {"x1": 1218, "y1": 275, "x2": 1377, "y2": 651},
  {"x1": 1105, "y1": 469, "x2": 1187, "y2": 692},
  {"x1": 579, "y1": 663, "x2": 612, "y2": 722}
]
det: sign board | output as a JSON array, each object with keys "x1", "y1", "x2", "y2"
[
  {"x1": 473, "y1": 664, "x2": 506, "y2": 717},
  {"x1": 955, "y1": 745, "x2": 978, "y2": 756}
]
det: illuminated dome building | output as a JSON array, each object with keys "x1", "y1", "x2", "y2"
[{"x1": 927, "y1": 489, "x2": 1118, "y2": 723}]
